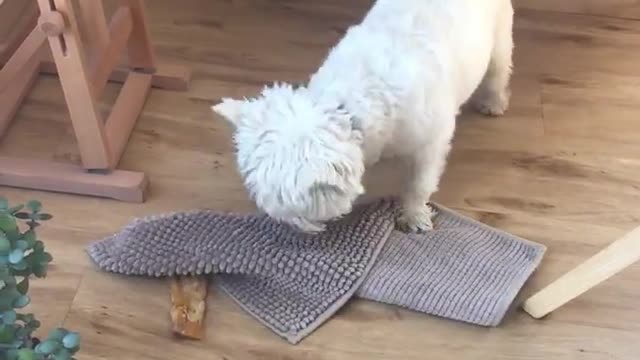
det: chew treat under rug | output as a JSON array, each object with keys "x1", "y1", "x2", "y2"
[
  {"x1": 87, "y1": 199, "x2": 546, "y2": 344},
  {"x1": 170, "y1": 276, "x2": 208, "y2": 339}
]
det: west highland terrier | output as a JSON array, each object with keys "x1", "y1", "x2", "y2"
[{"x1": 212, "y1": 0, "x2": 514, "y2": 232}]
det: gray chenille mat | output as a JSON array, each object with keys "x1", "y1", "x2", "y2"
[{"x1": 87, "y1": 199, "x2": 546, "y2": 344}]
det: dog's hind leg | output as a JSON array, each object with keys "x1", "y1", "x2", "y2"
[{"x1": 472, "y1": 1, "x2": 514, "y2": 116}]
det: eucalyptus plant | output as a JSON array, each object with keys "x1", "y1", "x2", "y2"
[{"x1": 0, "y1": 197, "x2": 80, "y2": 360}]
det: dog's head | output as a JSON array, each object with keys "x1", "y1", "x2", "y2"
[{"x1": 212, "y1": 83, "x2": 365, "y2": 232}]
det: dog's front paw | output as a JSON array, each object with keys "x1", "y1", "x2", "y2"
[
  {"x1": 473, "y1": 90, "x2": 510, "y2": 116},
  {"x1": 397, "y1": 204, "x2": 436, "y2": 233}
]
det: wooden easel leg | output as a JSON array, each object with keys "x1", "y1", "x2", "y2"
[
  {"x1": 77, "y1": 0, "x2": 110, "y2": 55},
  {"x1": 124, "y1": 0, "x2": 156, "y2": 71},
  {"x1": 0, "y1": 26, "x2": 46, "y2": 92},
  {"x1": 0, "y1": 49, "x2": 42, "y2": 138},
  {"x1": 37, "y1": 0, "x2": 111, "y2": 170},
  {"x1": 0, "y1": 0, "x2": 39, "y2": 64},
  {"x1": 90, "y1": 6, "x2": 134, "y2": 99}
]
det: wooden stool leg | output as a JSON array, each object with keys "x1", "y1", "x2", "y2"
[
  {"x1": 37, "y1": 0, "x2": 111, "y2": 170},
  {"x1": 124, "y1": 0, "x2": 156, "y2": 71}
]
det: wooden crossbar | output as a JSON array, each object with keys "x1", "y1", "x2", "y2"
[
  {"x1": 0, "y1": 46, "x2": 42, "y2": 138},
  {"x1": 105, "y1": 71, "x2": 152, "y2": 168},
  {"x1": 41, "y1": 59, "x2": 191, "y2": 91},
  {"x1": 0, "y1": 26, "x2": 45, "y2": 93}
]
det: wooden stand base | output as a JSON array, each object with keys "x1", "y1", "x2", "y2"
[{"x1": 0, "y1": 156, "x2": 148, "y2": 202}]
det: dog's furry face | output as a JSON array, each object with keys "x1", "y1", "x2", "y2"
[{"x1": 212, "y1": 84, "x2": 365, "y2": 232}]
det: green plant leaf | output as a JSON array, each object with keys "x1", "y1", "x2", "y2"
[
  {"x1": 34, "y1": 241, "x2": 44, "y2": 252},
  {"x1": 36, "y1": 214, "x2": 52, "y2": 221},
  {"x1": 47, "y1": 328, "x2": 68, "y2": 342},
  {"x1": 16, "y1": 348, "x2": 39, "y2": 360},
  {"x1": 15, "y1": 240, "x2": 28, "y2": 251},
  {"x1": 22, "y1": 230, "x2": 36, "y2": 248},
  {"x1": 8, "y1": 205, "x2": 24, "y2": 215},
  {"x1": 35, "y1": 339, "x2": 59, "y2": 355},
  {"x1": 5, "y1": 349, "x2": 19, "y2": 360},
  {"x1": 0, "y1": 267, "x2": 10, "y2": 277},
  {"x1": 16, "y1": 277, "x2": 29, "y2": 295},
  {"x1": 0, "y1": 324, "x2": 16, "y2": 343},
  {"x1": 17, "y1": 313, "x2": 34, "y2": 323},
  {"x1": 12, "y1": 294, "x2": 30, "y2": 308},
  {"x1": 15, "y1": 326, "x2": 30, "y2": 339},
  {"x1": 2, "y1": 310, "x2": 17, "y2": 324},
  {"x1": 26, "y1": 201, "x2": 42, "y2": 213},
  {"x1": 11, "y1": 269, "x2": 30, "y2": 278},
  {"x1": 0, "y1": 286, "x2": 22, "y2": 302},
  {"x1": 12, "y1": 260, "x2": 28, "y2": 271},
  {"x1": 54, "y1": 349, "x2": 72, "y2": 360},
  {"x1": 0, "y1": 272, "x2": 14, "y2": 284},
  {"x1": 8, "y1": 249, "x2": 24, "y2": 265},
  {"x1": 0, "y1": 214, "x2": 18, "y2": 235},
  {"x1": 0, "y1": 198, "x2": 8, "y2": 211},
  {"x1": 0, "y1": 235, "x2": 11, "y2": 255},
  {"x1": 0, "y1": 296, "x2": 13, "y2": 312},
  {"x1": 13, "y1": 212, "x2": 31, "y2": 220},
  {"x1": 32, "y1": 263, "x2": 47, "y2": 278},
  {"x1": 61, "y1": 333, "x2": 80, "y2": 349}
]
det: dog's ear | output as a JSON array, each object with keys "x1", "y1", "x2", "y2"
[{"x1": 212, "y1": 98, "x2": 245, "y2": 127}]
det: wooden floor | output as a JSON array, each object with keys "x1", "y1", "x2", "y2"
[{"x1": 2, "y1": 1, "x2": 640, "y2": 359}]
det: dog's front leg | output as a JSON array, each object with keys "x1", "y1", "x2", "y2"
[{"x1": 397, "y1": 117, "x2": 455, "y2": 233}]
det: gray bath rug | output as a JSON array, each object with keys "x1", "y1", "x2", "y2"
[{"x1": 87, "y1": 199, "x2": 545, "y2": 344}]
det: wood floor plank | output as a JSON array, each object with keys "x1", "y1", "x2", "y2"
[
  {"x1": 1, "y1": 0, "x2": 639, "y2": 359},
  {"x1": 514, "y1": 0, "x2": 640, "y2": 20}
]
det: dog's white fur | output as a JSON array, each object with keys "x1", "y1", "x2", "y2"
[{"x1": 213, "y1": 0, "x2": 514, "y2": 232}]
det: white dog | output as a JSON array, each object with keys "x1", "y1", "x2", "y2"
[{"x1": 212, "y1": 0, "x2": 513, "y2": 232}]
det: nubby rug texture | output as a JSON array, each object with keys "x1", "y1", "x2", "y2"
[{"x1": 87, "y1": 199, "x2": 546, "y2": 344}]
